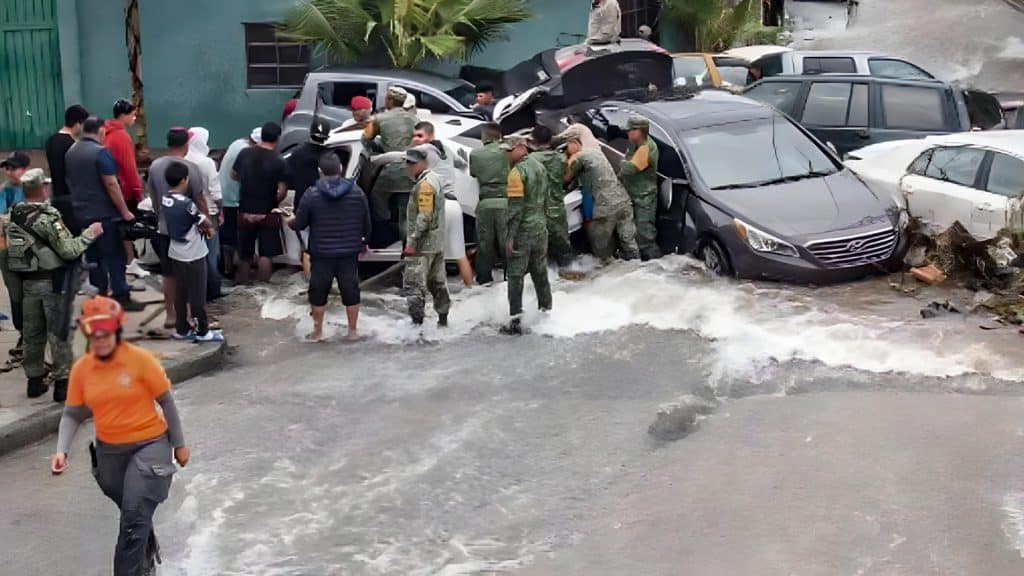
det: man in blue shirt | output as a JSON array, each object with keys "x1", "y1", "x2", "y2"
[
  {"x1": 1, "y1": 151, "x2": 29, "y2": 213},
  {"x1": 0, "y1": 151, "x2": 30, "y2": 360}
]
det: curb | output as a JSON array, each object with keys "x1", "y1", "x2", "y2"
[{"x1": 0, "y1": 341, "x2": 226, "y2": 458}]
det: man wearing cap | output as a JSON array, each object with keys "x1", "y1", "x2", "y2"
[
  {"x1": 619, "y1": 115, "x2": 662, "y2": 260},
  {"x1": 402, "y1": 147, "x2": 450, "y2": 326},
  {"x1": 363, "y1": 86, "x2": 418, "y2": 235},
  {"x1": 350, "y1": 96, "x2": 373, "y2": 129},
  {"x1": 1, "y1": 151, "x2": 30, "y2": 213},
  {"x1": 469, "y1": 122, "x2": 510, "y2": 284},
  {"x1": 530, "y1": 125, "x2": 574, "y2": 268},
  {"x1": 6, "y1": 169, "x2": 104, "y2": 401},
  {"x1": 1, "y1": 152, "x2": 30, "y2": 351},
  {"x1": 565, "y1": 136, "x2": 640, "y2": 262},
  {"x1": 500, "y1": 137, "x2": 552, "y2": 335}
]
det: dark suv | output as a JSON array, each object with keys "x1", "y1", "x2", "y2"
[{"x1": 743, "y1": 75, "x2": 1002, "y2": 156}]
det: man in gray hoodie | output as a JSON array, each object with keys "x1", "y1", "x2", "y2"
[{"x1": 288, "y1": 154, "x2": 370, "y2": 342}]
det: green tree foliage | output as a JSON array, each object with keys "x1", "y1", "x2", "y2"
[
  {"x1": 281, "y1": 0, "x2": 533, "y2": 69},
  {"x1": 662, "y1": 0, "x2": 754, "y2": 52}
]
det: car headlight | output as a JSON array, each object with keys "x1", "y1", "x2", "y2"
[{"x1": 733, "y1": 219, "x2": 800, "y2": 258}]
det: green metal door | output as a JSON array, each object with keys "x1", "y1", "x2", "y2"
[{"x1": 0, "y1": 0, "x2": 63, "y2": 149}]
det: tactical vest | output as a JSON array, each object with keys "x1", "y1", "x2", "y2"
[{"x1": 5, "y1": 207, "x2": 63, "y2": 273}]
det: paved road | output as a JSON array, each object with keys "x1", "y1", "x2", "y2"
[{"x1": 2, "y1": 259, "x2": 1023, "y2": 575}]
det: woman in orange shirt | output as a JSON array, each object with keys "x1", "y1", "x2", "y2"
[{"x1": 51, "y1": 296, "x2": 190, "y2": 576}]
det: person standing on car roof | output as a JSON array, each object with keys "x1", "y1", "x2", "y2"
[
  {"x1": 618, "y1": 115, "x2": 662, "y2": 260},
  {"x1": 500, "y1": 137, "x2": 552, "y2": 336},
  {"x1": 530, "y1": 125, "x2": 574, "y2": 269},
  {"x1": 51, "y1": 295, "x2": 190, "y2": 576},
  {"x1": 469, "y1": 122, "x2": 510, "y2": 284},
  {"x1": 565, "y1": 136, "x2": 639, "y2": 262},
  {"x1": 363, "y1": 86, "x2": 418, "y2": 238},
  {"x1": 587, "y1": 0, "x2": 621, "y2": 45},
  {"x1": 402, "y1": 148, "x2": 450, "y2": 327}
]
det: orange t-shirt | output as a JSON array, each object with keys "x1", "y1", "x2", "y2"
[{"x1": 66, "y1": 342, "x2": 172, "y2": 445}]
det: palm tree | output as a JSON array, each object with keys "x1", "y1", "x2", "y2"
[
  {"x1": 662, "y1": 0, "x2": 753, "y2": 52},
  {"x1": 124, "y1": 0, "x2": 148, "y2": 159},
  {"x1": 281, "y1": 0, "x2": 533, "y2": 70}
]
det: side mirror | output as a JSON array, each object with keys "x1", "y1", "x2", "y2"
[{"x1": 826, "y1": 142, "x2": 838, "y2": 155}]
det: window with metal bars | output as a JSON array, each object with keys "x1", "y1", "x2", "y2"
[
  {"x1": 244, "y1": 23, "x2": 310, "y2": 89},
  {"x1": 620, "y1": 0, "x2": 660, "y2": 38}
]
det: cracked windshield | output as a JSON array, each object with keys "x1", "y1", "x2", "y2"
[{"x1": 3, "y1": 0, "x2": 1024, "y2": 574}]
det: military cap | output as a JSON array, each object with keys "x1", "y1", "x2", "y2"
[
  {"x1": 404, "y1": 148, "x2": 428, "y2": 163},
  {"x1": 387, "y1": 85, "x2": 409, "y2": 101},
  {"x1": 20, "y1": 168, "x2": 51, "y2": 188},
  {"x1": 627, "y1": 115, "x2": 650, "y2": 130},
  {"x1": 1, "y1": 151, "x2": 30, "y2": 170},
  {"x1": 499, "y1": 135, "x2": 529, "y2": 151}
]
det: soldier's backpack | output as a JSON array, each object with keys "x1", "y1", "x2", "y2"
[{"x1": 5, "y1": 207, "x2": 63, "y2": 273}]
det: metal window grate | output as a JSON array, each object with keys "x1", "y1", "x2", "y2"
[
  {"x1": 244, "y1": 23, "x2": 310, "y2": 89},
  {"x1": 620, "y1": 0, "x2": 660, "y2": 39}
]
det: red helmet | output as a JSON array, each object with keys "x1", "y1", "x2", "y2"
[{"x1": 79, "y1": 296, "x2": 125, "y2": 336}]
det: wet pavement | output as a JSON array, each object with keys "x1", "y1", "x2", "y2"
[{"x1": 1, "y1": 258, "x2": 1023, "y2": 575}]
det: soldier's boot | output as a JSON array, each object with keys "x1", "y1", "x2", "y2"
[
  {"x1": 438, "y1": 314, "x2": 448, "y2": 328},
  {"x1": 500, "y1": 317, "x2": 523, "y2": 336},
  {"x1": 26, "y1": 376, "x2": 48, "y2": 399},
  {"x1": 52, "y1": 379, "x2": 69, "y2": 404}
]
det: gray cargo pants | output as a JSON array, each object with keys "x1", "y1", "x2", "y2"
[{"x1": 92, "y1": 436, "x2": 175, "y2": 576}]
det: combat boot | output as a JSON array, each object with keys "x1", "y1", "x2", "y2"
[
  {"x1": 52, "y1": 379, "x2": 69, "y2": 403},
  {"x1": 26, "y1": 376, "x2": 49, "y2": 399},
  {"x1": 438, "y1": 314, "x2": 448, "y2": 328},
  {"x1": 500, "y1": 317, "x2": 523, "y2": 336}
]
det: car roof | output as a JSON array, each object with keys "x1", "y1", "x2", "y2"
[
  {"x1": 308, "y1": 67, "x2": 471, "y2": 90},
  {"x1": 722, "y1": 45, "x2": 792, "y2": 62},
  {"x1": 616, "y1": 90, "x2": 775, "y2": 131},
  {"x1": 921, "y1": 130, "x2": 1024, "y2": 157},
  {"x1": 787, "y1": 50, "x2": 882, "y2": 57},
  {"x1": 751, "y1": 74, "x2": 946, "y2": 87}
]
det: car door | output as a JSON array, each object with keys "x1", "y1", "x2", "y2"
[
  {"x1": 796, "y1": 80, "x2": 870, "y2": 156},
  {"x1": 977, "y1": 151, "x2": 1024, "y2": 234},
  {"x1": 902, "y1": 146, "x2": 989, "y2": 237},
  {"x1": 874, "y1": 83, "x2": 954, "y2": 144}
]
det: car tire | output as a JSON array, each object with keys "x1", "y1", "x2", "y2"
[{"x1": 698, "y1": 238, "x2": 733, "y2": 277}]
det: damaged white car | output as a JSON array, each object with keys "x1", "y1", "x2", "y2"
[{"x1": 845, "y1": 132, "x2": 1024, "y2": 241}]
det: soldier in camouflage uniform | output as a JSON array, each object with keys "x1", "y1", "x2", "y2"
[
  {"x1": 530, "y1": 125, "x2": 573, "y2": 268},
  {"x1": 402, "y1": 148, "x2": 451, "y2": 326},
  {"x1": 500, "y1": 137, "x2": 552, "y2": 335},
  {"x1": 618, "y1": 115, "x2": 662, "y2": 260},
  {"x1": 469, "y1": 123, "x2": 510, "y2": 284},
  {"x1": 564, "y1": 137, "x2": 640, "y2": 262},
  {"x1": 363, "y1": 86, "x2": 418, "y2": 228},
  {"x1": 5, "y1": 169, "x2": 103, "y2": 401}
]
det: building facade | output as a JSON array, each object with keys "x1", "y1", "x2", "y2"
[{"x1": 2, "y1": 0, "x2": 669, "y2": 149}]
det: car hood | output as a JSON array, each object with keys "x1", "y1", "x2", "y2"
[{"x1": 707, "y1": 170, "x2": 895, "y2": 239}]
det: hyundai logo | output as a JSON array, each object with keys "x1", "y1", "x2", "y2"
[{"x1": 846, "y1": 239, "x2": 868, "y2": 252}]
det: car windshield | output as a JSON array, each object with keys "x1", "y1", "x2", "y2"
[
  {"x1": 717, "y1": 66, "x2": 750, "y2": 86},
  {"x1": 445, "y1": 84, "x2": 477, "y2": 109},
  {"x1": 674, "y1": 56, "x2": 710, "y2": 81},
  {"x1": 682, "y1": 117, "x2": 838, "y2": 189}
]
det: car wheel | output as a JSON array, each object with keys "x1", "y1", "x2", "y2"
[{"x1": 699, "y1": 238, "x2": 733, "y2": 277}]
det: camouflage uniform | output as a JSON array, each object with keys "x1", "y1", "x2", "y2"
[
  {"x1": 504, "y1": 150, "x2": 552, "y2": 318},
  {"x1": 469, "y1": 141, "x2": 510, "y2": 284},
  {"x1": 532, "y1": 149, "x2": 573, "y2": 267},
  {"x1": 363, "y1": 107, "x2": 418, "y2": 222},
  {"x1": 6, "y1": 192, "x2": 97, "y2": 384},
  {"x1": 566, "y1": 149, "x2": 640, "y2": 261},
  {"x1": 619, "y1": 117, "x2": 662, "y2": 260},
  {"x1": 403, "y1": 162, "x2": 450, "y2": 324}
]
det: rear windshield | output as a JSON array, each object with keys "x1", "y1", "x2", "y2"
[
  {"x1": 681, "y1": 117, "x2": 837, "y2": 189},
  {"x1": 673, "y1": 56, "x2": 711, "y2": 86}
]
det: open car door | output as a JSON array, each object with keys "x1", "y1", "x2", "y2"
[{"x1": 963, "y1": 89, "x2": 1004, "y2": 130}]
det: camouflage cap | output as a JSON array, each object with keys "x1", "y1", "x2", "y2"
[
  {"x1": 19, "y1": 168, "x2": 51, "y2": 188},
  {"x1": 404, "y1": 147, "x2": 428, "y2": 163},
  {"x1": 499, "y1": 135, "x2": 529, "y2": 151},
  {"x1": 627, "y1": 115, "x2": 650, "y2": 130},
  {"x1": 387, "y1": 85, "x2": 409, "y2": 101}
]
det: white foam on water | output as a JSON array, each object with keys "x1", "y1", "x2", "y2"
[
  {"x1": 1001, "y1": 36, "x2": 1024, "y2": 59},
  {"x1": 1002, "y1": 492, "x2": 1024, "y2": 558},
  {"x1": 257, "y1": 256, "x2": 1023, "y2": 383}
]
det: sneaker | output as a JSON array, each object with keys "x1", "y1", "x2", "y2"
[
  {"x1": 194, "y1": 330, "x2": 225, "y2": 343},
  {"x1": 126, "y1": 259, "x2": 151, "y2": 278},
  {"x1": 172, "y1": 331, "x2": 197, "y2": 342},
  {"x1": 115, "y1": 296, "x2": 147, "y2": 312},
  {"x1": 27, "y1": 377, "x2": 49, "y2": 399},
  {"x1": 78, "y1": 284, "x2": 101, "y2": 297}
]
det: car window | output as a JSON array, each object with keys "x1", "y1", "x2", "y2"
[
  {"x1": 881, "y1": 85, "x2": 946, "y2": 131},
  {"x1": 445, "y1": 84, "x2": 477, "y2": 108},
  {"x1": 681, "y1": 116, "x2": 837, "y2": 190},
  {"x1": 717, "y1": 66, "x2": 749, "y2": 86},
  {"x1": 758, "y1": 53, "x2": 785, "y2": 77},
  {"x1": 908, "y1": 149, "x2": 934, "y2": 175},
  {"x1": 399, "y1": 87, "x2": 455, "y2": 114},
  {"x1": 802, "y1": 57, "x2": 857, "y2": 74},
  {"x1": 924, "y1": 146, "x2": 986, "y2": 188},
  {"x1": 322, "y1": 81, "x2": 377, "y2": 108},
  {"x1": 868, "y1": 58, "x2": 933, "y2": 79},
  {"x1": 744, "y1": 81, "x2": 803, "y2": 115},
  {"x1": 803, "y1": 83, "x2": 852, "y2": 126},
  {"x1": 986, "y1": 153, "x2": 1024, "y2": 198},
  {"x1": 673, "y1": 56, "x2": 712, "y2": 87}
]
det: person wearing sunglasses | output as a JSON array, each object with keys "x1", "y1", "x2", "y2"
[{"x1": 50, "y1": 296, "x2": 190, "y2": 576}]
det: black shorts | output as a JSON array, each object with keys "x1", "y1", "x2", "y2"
[
  {"x1": 152, "y1": 234, "x2": 174, "y2": 276},
  {"x1": 308, "y1": 255, "x2": 360, "y2": 307},
  {"x1": 238, "y1": 224, "x2": 284, "y2": 260}
]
